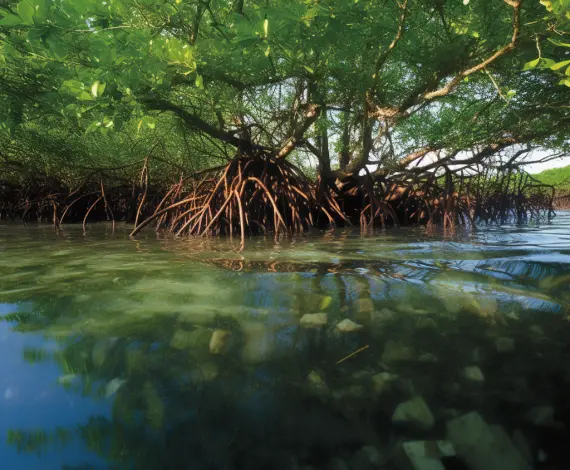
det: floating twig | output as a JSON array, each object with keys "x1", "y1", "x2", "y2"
[{"x1": 336, "y1": 345, "x2": 369, "y2": 365}]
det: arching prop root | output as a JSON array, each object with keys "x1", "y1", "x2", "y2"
[
  {"x1": 130, "y1": 154, "x2": 325, "y2": 244},
  {"x1": 0, "y1": 157, "x2": 556, "y2": 233}
]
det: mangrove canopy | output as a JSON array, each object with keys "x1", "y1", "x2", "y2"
[{"x1": 1, "y1": 0, "x2": 570, "y2": 239}]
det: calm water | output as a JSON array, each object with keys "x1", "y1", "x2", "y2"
[{"x1": 1, "y1": 214, "x2": 570, "y2": 470}]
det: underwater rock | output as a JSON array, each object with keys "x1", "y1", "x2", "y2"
[
  {"x1": 350, "y1": 445, "x2": 386, "y2": 470},
  {"x1": 392, "y1": 396, "x2": 435, "y2": 430},
  {"x1": 355, "y1": 298, "x2": 374, "y2": 324},
  {"x1": 371, "y1": 307, "x2": 398, "y2": 326},
  {"x1": 525, "y1": 406, "x2": 555, "y2": 427},
  {"x1": 436, "y1": 440, "x2": 456, "y2": 458},
  {"x1": 327, "y1": 457, "x2": 350, "y2": 470},
  {"x1": 308, "y1": 370, "x2": 329, "y2": 398},
  {"x1": 346, "y1": 384, "x2": 367, "y2": 399},
  {"x1": 300, "y1": 313, "x2": 328, "y2": 328},
  {"x1": 446, "y1": 411, "x2": 531, "y2": 470},
  {"x1": 241, "y1": 322, "x2": 275, "y2": 363},
  {"x1": 336, "y1": 318, "x2": 363, "y2": 333},
  {"x1": 419, "y1": 353, "x2": 438, "y2": 363},
  {"x1": 357, "y1": 297, "x2": 375, "y2": 314},
  {"x1": 415, "y1": 318, "x2": 437, "y2": 329},
  {"x1": 394, "y1": 441, "x2": 446, "y2": 470},
  {"x1": 372, "y1": 371, "x2": 399, "y2": 396},
  {"x1": 382, "y1": 340, "x2": 416, "y2": 362},
  {"x1": 495, "y1": 337, "x2": 515, "y2": 353},
  {"x1": 462, "y1": 366, "x2": 485, "y2": 383},
  {"x1": 191, "y1": 361, "x2": 219, "y2": 382},
  {"x1": 209, "y1": 329, "x2": 231, "y2": 354}
]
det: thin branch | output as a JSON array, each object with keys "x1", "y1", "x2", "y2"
[
  {"x1": 371, "y1": 0, "x2": 409, "y2": 89},
  {"x1": 276, "y1": 104, "x2": 321, "y2": 159},
  {"x1": 421, "y1": 0, "x2": 522, "y2": 102},
  {"x1": 142, "y1": 98, "x2": 266, "y2": 152}
]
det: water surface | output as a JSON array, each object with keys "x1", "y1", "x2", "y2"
[{"x1": 1, "y1": 213, "x2": 570, "y2": 469}]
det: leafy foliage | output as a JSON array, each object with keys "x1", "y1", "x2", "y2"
[
  {"x1": 535, "y1": 164, "x2": 570, "y2": 191},
  {"x1": 0, "y1": 0, "x2": 569, "y2": 232}
]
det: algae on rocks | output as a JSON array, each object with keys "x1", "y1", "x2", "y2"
[{"x1": 392, "y1": 396, "x2": 436, "y2": 431}]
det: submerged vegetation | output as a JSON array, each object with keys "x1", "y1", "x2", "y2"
[{"x1": 1, "y1": 0, "x2": 570, "y2": 239}]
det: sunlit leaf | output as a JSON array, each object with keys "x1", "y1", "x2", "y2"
[
  {"x1": 551, "y1": 59, "x2": 570, "y2": 70},
  {"x1": 0, "y1": 14, "x2": 24, "y2": 26},
  {"x1": 523, "y1": 58, "x2": 540, "y2": 71},
  {"x1": 91, "y1": 80, "x2": 104, "y2": 98},
  {"x1": 547, "y1": 38, "x2": 570, "y2": 47},
  {"x1": 320, "y1": 296, "x2": 332, "y2": 310},
  {"x1": 17, "y1": 1, "x2": 35, "y2": 25},
  {"x1": 77, "y1": 91, "x2": 94, "y2": 101},
  {"x1": 195, "y1": 74, "x2": 204, "y2": 89}
]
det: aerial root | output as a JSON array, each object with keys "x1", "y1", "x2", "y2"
[
  {"x1": 130, "y1": 155, "x2": 321, "y2": 248},
  {"x1": 0, "y1": 157, "x2": 556, "y2": 232}
]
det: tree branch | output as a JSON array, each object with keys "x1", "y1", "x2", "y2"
[
  {"x1": 371, "y1": 0, "x2": 409, "y2": 89},
  {"x1": 421, "y1": 0, "x2": 522, "y2": 102},
  {"x1": 275, "y1": 103, "x2": 321, "y2": 159},
  {"x1": 142, "y1": 98, "x2": 266, "y2": 153},
  {"x1": 398, "y1": 146, "x2": 436, "y2": 168}
]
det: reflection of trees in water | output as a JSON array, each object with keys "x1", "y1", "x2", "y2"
[{"x1": 4, "y1": 291, "x2": 374, "y2": 469}]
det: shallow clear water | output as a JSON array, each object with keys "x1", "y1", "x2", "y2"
[{"x1": 1, "y1": 213, "x2": 570, "y2": 470}]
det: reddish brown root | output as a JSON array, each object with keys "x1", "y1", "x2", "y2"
[
  {"x1": 130, "y1": 155, "x2": 322, "y2": 245},
  {"x1": 1, "y1": 157, "x2": 556, "y2": 236}
]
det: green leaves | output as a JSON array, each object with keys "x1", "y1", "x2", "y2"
[
  {"x1": 0, "y1": 15, "x2": 24, "y2": 27},
  {"x1": 0, "y1": 0, "x2": 569, "y2": 187},
  {"x1": 523, "y1": 57, "x2": 563, "y2": 72},
  {"x1": 195, "y1": 74, "x2": 204, "y2": 89},
  {"x1": 136, "y1": 116, "x2": 156, "y2": 134},
  {"x1": 91, "y1": 81, "x2": 106, "y2": 98},
  {"x1": 2, "y1": 0, "x2": 51, "y2": 26},
  {"x1": 547, "y1": 38, "x2": 570, "y2": 47},
  {"x1": 523, "y1": 58, "x2": 540, "y2": 71},
  {"x1": 17, "y1": 1, "x2": 35, "y2": 25},
  {"x1": 551, "y1": 60, "x2": 570, "y2": 70},
  {"x1": 60, "y1": 80, "x2": 101, "y2": 102}
]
